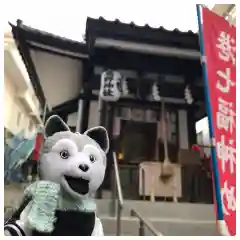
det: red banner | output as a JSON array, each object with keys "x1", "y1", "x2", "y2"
[
  {"x1": 202, "y1": 8, "x2": 236, "y2": 236},
  {"x1": 33, "y1": 132, "x2": 44, "y2": 161}
]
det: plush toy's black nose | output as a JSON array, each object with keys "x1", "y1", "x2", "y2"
[{"x1": 79, "y1": 164, "x2": 89, "y2": 172}]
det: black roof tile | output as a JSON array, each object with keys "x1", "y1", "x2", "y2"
[
  {"x1": 86, "y1": 17, "x2": 199, "y2": 50},
  {"x1": 88, "y1": 16, "x2": 197, "y2": 35},
  {"x1": 10, "y1": 20, "x2": 88, "y2": 56}
]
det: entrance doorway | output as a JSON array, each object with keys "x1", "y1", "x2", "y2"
[
  {"x1": 119, "y1": 120, "x2": 157, "y2": 163},
  {"x1": 116, "y1": 120, "x2": 157, "y2": 199}
]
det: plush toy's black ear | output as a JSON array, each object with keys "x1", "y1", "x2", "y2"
[
  {"x1": 84, "y1": 126, "x2": 109, "y2": 153},
  {"x1": 44, "y1": 115, "x2": 70, "y2": 138}
]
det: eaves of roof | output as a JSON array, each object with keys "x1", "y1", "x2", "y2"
[
  {"x1": 86, "y1": 17, "x2": 200, "y2": 50},
  {"x1": 10, "y1": 20, "x2": 88, "y2": 57}
]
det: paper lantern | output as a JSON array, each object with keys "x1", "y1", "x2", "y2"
[
  {"x1": 152, "y1": 82, "x2": 161, "y2": 102},
  {"x1": 184, "y1": 85, "x2": 194, "y2": 104},
  {"x1": 100, "y1": 70, "x2": 122, "y2": 101}
]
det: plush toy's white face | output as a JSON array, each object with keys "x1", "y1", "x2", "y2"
[{"x1": 39, "y1": 116, "x2": 109, "y2": 199}]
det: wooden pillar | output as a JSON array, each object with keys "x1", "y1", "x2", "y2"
[
  {"x1": 187, "y1": 108, "x2": 197, "y2": 147},
  {"x1": 105, "y1": 104, "x2": 115, "y2": 190},
  {"x1": 80, "y1": 94, "x2": 91, "y2": 133},
  {"x1": 97, "y1": 101, "x2": 114, "y2": 197}
]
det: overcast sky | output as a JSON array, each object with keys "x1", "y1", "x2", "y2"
[{"x1": 4, "y1": 0, "x2": 213, "y2": 42}]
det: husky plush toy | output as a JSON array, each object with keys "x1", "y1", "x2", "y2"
[{"x1": 4, "y1": 115, "x2": 109, "y2": 236}]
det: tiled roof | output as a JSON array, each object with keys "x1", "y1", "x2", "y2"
[
  {"x1": 16, "y1": 20, "x2": 85, "y2": 44},
  {"x1": 86, "y1": 17, "x2": 199, "y2": 50},
  {"x1": 10, "y1": 20, "x2": 88, "y2": 55},
  {"x1": 11, "y1": 17, "x2": 200, "y2": 53},
  {"x1": 97, "y1": 16, "x2": 197, "y2": 35}
]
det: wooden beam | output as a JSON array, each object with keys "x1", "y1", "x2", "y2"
[
  {"x1": 27, "y1": 42, "x2": 88, "y2": 62},
  {"x1": 91, "y1": 48, "x2": 202, "y2": 77},
  {"x1": 112, "y1": 98, "x2": 199, "y2": 112},
  {"x1": 95, "y1": 38, "x2": 200, "y2": 59}
]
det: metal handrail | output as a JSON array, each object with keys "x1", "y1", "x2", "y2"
[
  {"x1": 112, "y1": 152, "x2": 123, "y2": 236},
  {"x1": 131, "y1": 209, "x2": 162, "y2": 236},
  {"x1": 112, "y1": 152, "x2": 163, "y2": 236},
  {"x1": 113, "y1": 152, "x2": 123, "y2": 206}
]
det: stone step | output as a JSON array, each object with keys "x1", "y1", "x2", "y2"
[
  {"x1": 101, "y1": 216, "x2": 218, "y2": 236},
  {"x1": 96, "y1": 199, "x2": 216, "y2": 221},
  {"x1": 5, "y1": 186, "x2": 215, "y2": 222},
  {"x1": 4, "y1": 186, "x2": 217, "y2": 236}
]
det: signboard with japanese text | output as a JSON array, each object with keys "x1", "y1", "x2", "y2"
[{"x1": 202, "y1": 7, "x2": 236, "y2": 236}]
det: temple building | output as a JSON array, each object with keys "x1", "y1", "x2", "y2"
[{"x1": 10, "y1": 17, "x2": 212, "y2": 203}]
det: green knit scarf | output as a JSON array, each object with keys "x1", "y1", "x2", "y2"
[{"x1": 24, "y1": 181, "x2": 96, "y2": 233}]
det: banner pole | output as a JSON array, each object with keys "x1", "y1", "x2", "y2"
[{"x1": 195, "y1": 4, "x2": 228, "y2": 235}]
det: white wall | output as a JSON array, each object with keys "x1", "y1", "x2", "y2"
[
  {"x1": 196, "y1": 117, "x2": 211, "y2": 155},
  {"x1": 4, "y1": 33, "x2": 42, "y2": 139},
  {"x1": 211, "y1": 4, "x2": 236, "y2": 24},
  {"x1": 4, "y1": 73, "x2": 36, "y2": 138},
  {"x1": 4, "y1": 72, "x2": 18, "y2": 133},
  {"x1": 30, "y1": 50, "x2": 83, "y2": 109},
  {"x1": 88, "y1": 101, "x2": 99, "y2": 129}
]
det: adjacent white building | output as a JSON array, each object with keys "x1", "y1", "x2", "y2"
[
  {"x1": 211, "y1": 4, "x2": 236, "y2": 24},
  {"x1": 4, "y1": 31, "x2": 43, "y2": 140}
]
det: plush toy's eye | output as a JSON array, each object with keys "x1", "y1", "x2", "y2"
[
  {"x1": 89, "y1": 155, "x2": 96, "y2": 162},
  {"x1": 60, "y1": 149, "x2": 70, "y2": 159}
]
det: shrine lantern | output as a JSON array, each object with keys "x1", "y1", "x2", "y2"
[{"x1": 100, "y1": 70, "x2": 122, "y2": 101}]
